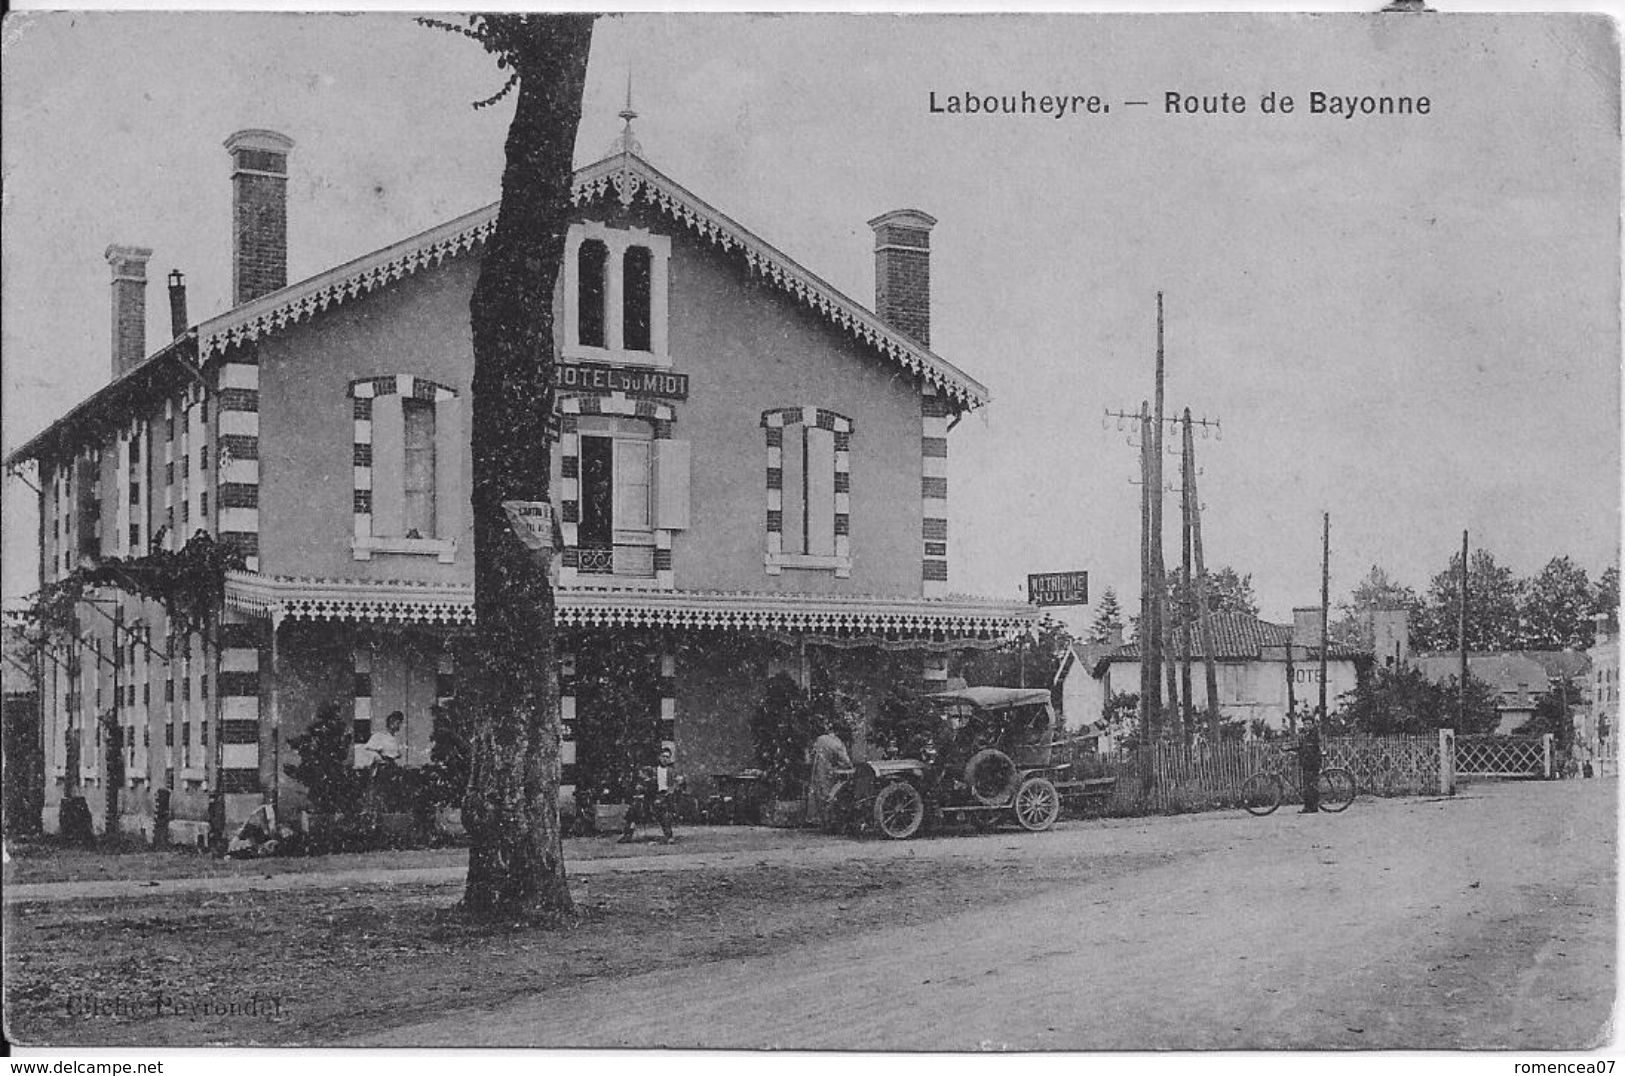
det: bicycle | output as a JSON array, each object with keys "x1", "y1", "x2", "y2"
[{"x1": 1240, "y1": 743, "x2": 1356, "y2": 816}]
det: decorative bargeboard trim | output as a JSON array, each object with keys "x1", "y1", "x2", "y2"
[
  {"x1": 224, "y1": 572, "x2": 1034, "y2": 639},
  {"x1": 196, "y1": 152, "x2": 987, "y2": 409}
]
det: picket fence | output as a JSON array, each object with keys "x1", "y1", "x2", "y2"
[{"x1": 1065, "y1": 734, "x2": 1447, "y2": 815}]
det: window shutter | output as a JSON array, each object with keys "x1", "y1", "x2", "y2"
[
  {"x1": 371, "y1": 393, "x2": 405, "y2": 537},
  {"x1": 781, "y1": 427, "x2": 805, "y2": 556},
  {"x1": 434, "y1": 394, "x2": 463, "y2": 542},
  {"x1": 806, "y1": 426, "x2": 835, "y2": 556},
  {"x1": 654, "y1": 439, "x2": 690, "y2": 530}
]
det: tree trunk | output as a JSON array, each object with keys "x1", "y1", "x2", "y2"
[{"x1": 461, "y1": 14, "x2": 594, "y2": 923}]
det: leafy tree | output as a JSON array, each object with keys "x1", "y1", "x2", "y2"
[
  {"x1": 570, "y1": 629, "x2": 661, "y2": 802},
  {"x1": 1593, "y1": 565, "x2": 1619, "y2": 636},
  {"x1": 1521, "y1": 556, "x2": 1595, "y2": 650},
  {"x1": 1100, "y1": 690, "x2": 1140, "y2": 747},
  {"x1": 1332, "y1": 665, "x2": 1500, "y2": 736},
  {"x1": 1088, "y1": 588, "x2": 1126, "y2": 643},
  {"x1": 427, "y1": 12, "x2": 596, "y2": 923},
  {"x1": 872, "y1": 689, "x2": 936, "y2": 760},
  {"x1": 284, "y1": 705, "x2": 361, "y2": 816},
  {"x1": 1412, "y1": 548, "x2": 1526, "y2": 653},
  {"x1": 1160, "y1": 565, "x2": 1259, "y2": 621},
  {"x1": 751, "y1": 673, "x2": 822, "y2": 800},
  {"x1": 1328, "y1": 565, "x2": 1422, "y2": 649},
  {"x1": 1130, "y1": 565, "x2": 1258, "y2": 644},
  {"x1": 421, "y1": 699, "x2": 471, "y2": 810}
]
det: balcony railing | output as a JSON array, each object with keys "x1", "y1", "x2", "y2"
[{"x1": 577, "y1": 544, "x2": 655, "y2": 578}]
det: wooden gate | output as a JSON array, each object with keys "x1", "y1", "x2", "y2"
[{"x1": 1455, "y1": 734, "x2": 1552, "y2": 779}]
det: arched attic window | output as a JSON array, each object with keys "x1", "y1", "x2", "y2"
[
  {"x1": 577, "y1": 239, "x2": 608, "y2": 349},
  {"x1": 563, "y1": 224, "x2": 670, "y2": 365}
]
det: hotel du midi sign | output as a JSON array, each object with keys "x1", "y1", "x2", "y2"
[{"x1": 555, "y1": 361, "x2": 689, "y2": 400}]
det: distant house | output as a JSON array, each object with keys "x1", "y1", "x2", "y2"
[
  {"x1": 1413, "y1": 650, "x2": 1590, "y2": 736},
  {"x1": 1581, "y1": 615, "x2": 1616, "y2": 773},
  {"x1": 1055, "y1": 609, "x2": 1372, "y2": 745}
]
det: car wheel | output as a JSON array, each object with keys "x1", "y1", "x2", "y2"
[
  {"x1": 1012, "y1": 776, "x2": 1060, "y2": 831},
  {"x1": 872, "y1": 780, "x2": 924, "y2": 840}
]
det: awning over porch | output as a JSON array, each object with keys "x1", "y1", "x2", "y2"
[{"x1": 224, "y1": 572, "x2": 1036, "y2": 641}]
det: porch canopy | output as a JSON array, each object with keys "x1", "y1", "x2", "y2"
[{"x1": 225, "y1": 572, "x2": 1035, "y2": 643}]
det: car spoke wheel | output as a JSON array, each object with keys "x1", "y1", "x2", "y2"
[
  {"x1": 1241, "y1": 773, "x2": 1281, "y2": 816},
  {"x1": 1012, "y1": 776, "x2": 1060, "y2": 831},
  {"x1": 872, "y1": 781, "x2": 924, "y2": 840},
  {"x1": 1318, "y1": 768, "x2": 1357, "y2": 813}
]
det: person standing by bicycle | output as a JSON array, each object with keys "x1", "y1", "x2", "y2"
[{"x1": 1296, "y1": 713, "x2": 1323, "y2": 813}]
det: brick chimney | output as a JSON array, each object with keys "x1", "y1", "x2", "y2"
[
  {"x1": 167, "y1": 270, "x2": 189, "y2": 339},
  {"x1": 224, "y1": 129, "x2": 294, "y2": 306},
  {"x1": 1292, "y1": 607, "x2": 1324, "y2": 651},
  {"x1": 105, "y1": 244, "x2": 153, "y2": 379},
  {"x1": 868, "y1": 209, "x2": 936, "y2": 347}
]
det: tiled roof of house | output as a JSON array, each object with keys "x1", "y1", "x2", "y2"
[
  {"x1": 1084, "y1": 611, "x2": 1368, "y2": 672},
  {"x1": 1414, "y1": 650, "x2": 1589, "y2": 693}
]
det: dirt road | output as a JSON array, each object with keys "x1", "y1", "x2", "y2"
[{"x1": 363, "y1": 780, "x2": 1616, "y2": 1050}]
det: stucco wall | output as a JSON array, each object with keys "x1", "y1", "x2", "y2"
[
  {"x1": 254, "y1": 260, "x2": 479, "y2": 583},
  {"x1": 1062, "y1": 656, "x2": 1363, "y2": 734},
  {"x1": 655, "y1": 216, "x2": 926, "y2": 596},
  {"x1": 252, "y1": 201, "x2": 930, "y2": 596}
]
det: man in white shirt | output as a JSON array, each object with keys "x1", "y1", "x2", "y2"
[{"x1": 359, "y1": 710, "x2": 406, "y2": 768}]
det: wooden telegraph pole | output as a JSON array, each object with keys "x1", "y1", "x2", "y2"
[
  {"x1": 1179, "y1": 415, "x2": 1195, "y2": 741},
  {"x1": 1149, "y1": 293, "x2": 1168, "y2": 740},
  {"x1": 1319, "y1": 512, "x2": 1330, "y2": 721},
  {"x1": 1459, "y1": 529, "x2": 1470, "y2": 728},
  {"x1": 1137, "y1": 400, "x2": 1157, "y2": 793},
  {"x1": 1185, "y1": 416, "x2": 1221, "y2": 743}
]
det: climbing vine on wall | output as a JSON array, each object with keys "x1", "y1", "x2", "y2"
[{"x1": 21, "y1": 534, "x2": 245, "y2": 653}]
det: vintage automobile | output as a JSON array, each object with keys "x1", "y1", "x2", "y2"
[{"x1": 830, "y1": 686, "x2": 1079, "y2": 839}]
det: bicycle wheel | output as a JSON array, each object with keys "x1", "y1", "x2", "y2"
[
  {"x1": 1240, "y1": 772, "x2": 1282, "y2": 816},
  {"x1": 1318, "y1": 767, "x2": 1357, "y2": 813}
]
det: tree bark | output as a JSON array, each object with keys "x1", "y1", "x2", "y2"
[{"x1": 461, "y1": 14, "x2": 594, "y2": 923}]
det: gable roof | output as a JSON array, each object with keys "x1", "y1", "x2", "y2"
[
  {"x1": 197, "y1": 149, "x2": 989, "y2": 407},
  {"x1": 8, "y1": 148, "x2": 989, "y2": 471},
  {"x1": 1078, "y1": 611, "x2": 1369, "y2": 675}
]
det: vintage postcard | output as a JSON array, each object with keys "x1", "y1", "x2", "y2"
[{"x1": 1, "y1": 8, "x2": 1617, "y2": 1057}]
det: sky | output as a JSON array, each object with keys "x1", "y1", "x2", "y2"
[{"x1": 2, "y1": 11, "x2": 1619, "y2": 632}]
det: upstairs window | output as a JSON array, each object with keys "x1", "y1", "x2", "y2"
[
  {"x1": 563, "y1": 224, "x2": 671, "y2": 366},
  {"x1": 350, "y1": 375, "x2": 462, "y2": 562},
  {"x1": 577, "y1": 240, "x2": 608, "y2": 348},
  {"x1": 623, "y1": 246, "x2": 653, "y2": 352},
  {"x1": 402, "y1": 397, "x2": 437, "y2": 538},
  {"x1": 762, "y1": 408, "x2": 852, "y2": 577}
]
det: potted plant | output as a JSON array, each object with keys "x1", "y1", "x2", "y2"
[{"x1": 751, "y1": 673, "x2": 820, "y2": 826}]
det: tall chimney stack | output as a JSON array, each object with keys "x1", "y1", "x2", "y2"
[
  {"x1": 168, "y1": 269, "x2": 189, "y2": 340},
  {"x1": 867, "y1": 209, "x2": 936, "y2": 348},
  {"x1": 224, "y1": 128, "x2": 294, "y2": 306},
  {"x1": 1292, "y1": 606, "x2": 1325, "y2": 651},
  {"x1": 105, "y1": 244, "x2": 153, "y2": 380}
]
